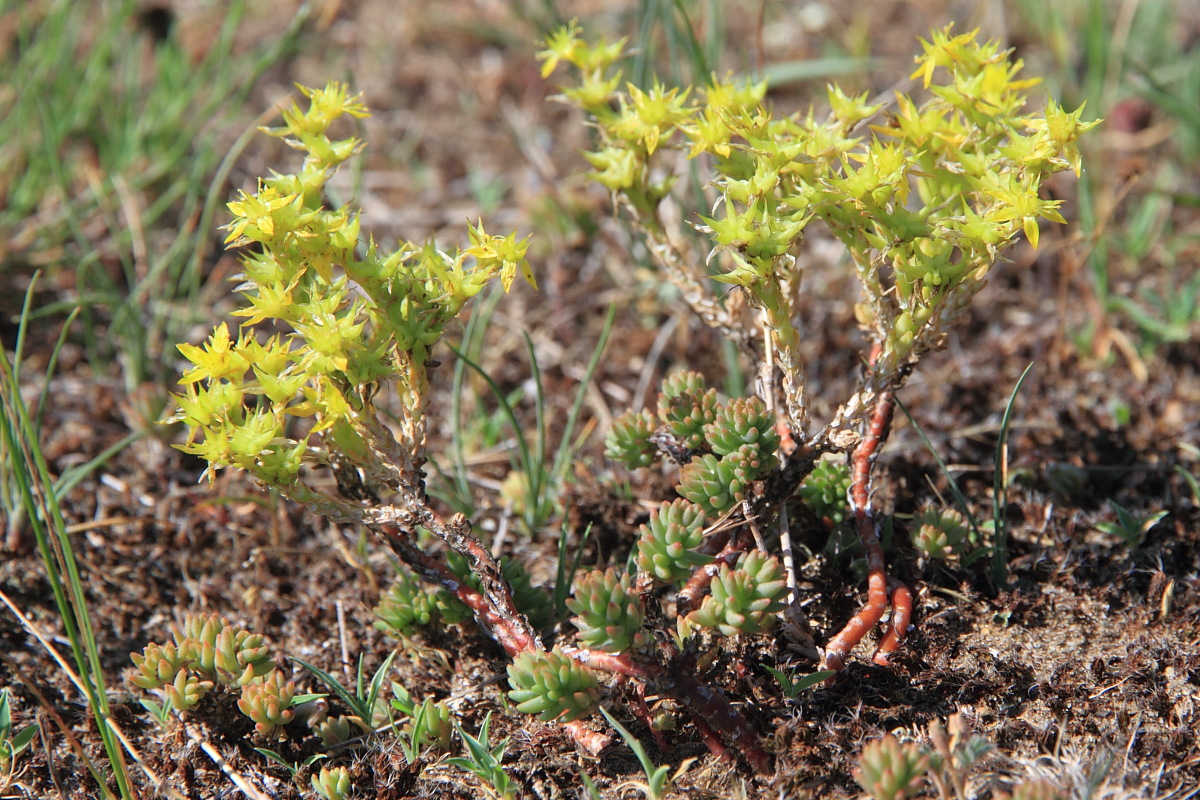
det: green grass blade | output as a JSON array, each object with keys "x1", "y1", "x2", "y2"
[
  {"x1": 991, "y1": 364, "x2": 1035, "y2": 589},
  {"x1": 292, "y1": 657, "x2": 370, "y2": 722},
  {"x1": 0, "y1": 313, "x2": 132, "y2": 797},
  {"x1": 449, "y1": 345, "x2": 538, "y2": 520},
  {"x1": 522, "y1": 332, "x2": 548, "y2": 522}
]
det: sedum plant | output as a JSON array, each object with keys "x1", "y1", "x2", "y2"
[
  {"x1": 798, "y1": 458, "x2": 852, "y2": 527},
  {"x1": 506, "y1": 647, "x2": 601, "y2": 723},
  {"x1": 685, "y1": 550, "x2": 788, "y2": 636},
  {"x1": 567, "y1": 567, "x2": 649, "y2": 653},
  {"x1": 130, "y1": 613, "x2": 278, "y2": 715},
  {"x1": 237, "y1": 670, "x2": 297, "y2": 736},
  {"x1": 169, "y1": 83, "x2": 535, "y2": 505},
  {"x1": 911, "y1": 505, "x2": 972, "y2": 561},
  {"x1": 374, "y1": 566, "x2": 470, "y2": 638},
  {"x1": 547, "y1": 20, "x2": 1097, "y2": 679},
  {"x1": 858, "y1": 734, "x2": 930, "y2": 800},
  {"x1": 163, "y1": 19, "x2": 1096, "y2": 775},
  {"x1": 311, "y1": 765, "x2": 352, "y2": 800},
  {"x1": 635, "y1": 497, "x2": 711, "y2": 584}
]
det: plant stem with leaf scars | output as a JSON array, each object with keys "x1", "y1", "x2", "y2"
[
  {"x1": 561, "y1": 645, "x2": 772, "y2": 774},
  {"x1": 374, "y1": 518, "x2": 610, "y2": 755},
  {"x1": 819, "y1": 387, "x2": 912, "y2": 672}
]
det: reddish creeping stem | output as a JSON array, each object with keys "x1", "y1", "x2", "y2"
[
  {"x1": 377, "y1": 521, "x2": 609, "y2": 754},
  {"x1": 820, "y1": 388, "x2": 913, "y2": 672}
]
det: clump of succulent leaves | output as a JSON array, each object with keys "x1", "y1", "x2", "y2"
[
  {"x1": 374, "y1": 566, "x2": 471, "y2": 638},
  {"x1": 311, "y1": 765, "x2": 351, "y2": 800},
  {"x1": 911, "y1": 505, "x2": 972, "y2": 560},
  {"x1": 798, "y1": 458, "x2": 852, "y2": 527},
  {"x1": 129, "y1": 613, "x2": 296, "y2": 733},
  {"x1": 858, "y1": 734, "x2": 930, "y2": 800},
  {"x1": 507, "y1": 647, "x2": 601, "y2": 723}
]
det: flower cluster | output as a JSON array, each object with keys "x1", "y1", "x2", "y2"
[
  {"x1": 543, "y1": 24, "x2": 1098, "y2": 440},
  {"x1": 168, "y1": 82, "x2": 536, "y2": 502}
]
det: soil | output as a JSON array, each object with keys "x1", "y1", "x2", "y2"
[{"x1": 2, "y1": 2, "x2": 1198, "y2": 799}]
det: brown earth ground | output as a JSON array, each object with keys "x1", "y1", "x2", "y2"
[{"x1": 2, "y1": 1, "x2": 1198, "y2": 798}]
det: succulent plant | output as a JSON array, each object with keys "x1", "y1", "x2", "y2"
[
  {"x1": 313, "y1": 713, "x2": 363, "y2": 747},
  {"x1": 173, "y1": 613, "x2": 273, "y2": 687},
  {"x1": 311, "y1": 765, "x2": 352, "y2": 800},
  {"x1": 236, "y1": 670, "x2": 296, "y2": 735},
  {"x1": 911, "y1": 506, "x2": 970, "y2": 560},
  {"x1": 374, "y1": 568, "x2": 440, "y2": 637},
  {"x1": 857, "y1": 735, "x2": 929, "y2": 800},
  {"x1": 658, "y1": 370, "x2": 707, "y2": 401},
  {"x1": 704, "y1": 396, "x2": 780, "y2": 458},
  {"x1": 605, "y1": 408, "x2": 659, "y2": 468},
  {"x1": 677, "y1": 444, "x2": 772, "y2": 518},
  {"x1": 636, "y1": 498, "x2": 712, "y2": 584},
  {"x1": 567, "y1": 567, "x2": 650, "y2": 653},
  {"x1": 506, "y1": 647, "x2": 600, "y2": 723},
  {"x1": 656, "y1": 372, "x2": 719, "y2": 451},
  {"x1": 798, "y1": 457, "x2": 852, "y2": 526},
  {"x1": 161, "y1": 668, "x2": 214, "y2": 712},
  {"x1": 685, "y1": 550, "x2": 787, "y2": 636},
  {"x1": 130, "y1": 642, "x2": 193, "y2": 691}
]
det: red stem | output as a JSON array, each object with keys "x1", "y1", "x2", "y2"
[
  {"x1": 820, "y1": 388, "x2": 912, "y2": 672},
  {"x1": 873, "y1": 581, "x2": 914, "y2": 665},
  {"x1": 562, "y1": 646, "x2": 772, "y2": 773},
  {"x1": 375, "y1": 521, "x2": 609, "y2": 754}
]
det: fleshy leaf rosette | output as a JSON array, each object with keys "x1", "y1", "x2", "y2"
[
  {"x1": 236, "y1": 670, "x2": 296, "y2": 735},
  {"x1": 677, "y1": 444, "x2": 773, "y2": 518},
  {"x1": 162, "y1": 669, "x2": 214, "y2": 712},
  {"x1": 799, "y1": 457, "x2": 852, "y2": 526},
  {"x1": 605, "y1": 408, "x2": 658, "y2": 468},
  {"x1": 374, "y1": 568, "x2": 440, "y2": 637},
  {"x1": 506, "y1": 647, "x2": 600, "y2": 723},
  {"x1": 657, "y1": 371, "x2": 718, "y2": 451},
  {"x1": 857, "y1": 734, "x2": 929, "y2": 800},
  {"x1": 567, "y1": 567, "x2": 649, "y2": 653},
  {"x1": 636, "y1": 498, "x2": 712, "y2": 584},
  {"x1": 686, "y1": 550, "x2": 787, "y2": 636},
  {"x1": 704, "y1": 396, "x2": 780, "y2": 458},
  {"x1": 174, "y1": 613, "x2": 273, "y2": 687},
  {"x1": 130, "y1": 642, "x2": 192, "y2": 691},
  {"x1": 911, "y1": 506, "x2": 970, "y2": 560},
  {"x1": 312, "y1": 765, "x2": 351, "y2": 800}
]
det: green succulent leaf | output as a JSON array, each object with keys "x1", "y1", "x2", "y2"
[
  {"x1": 567, "y1": 567, "x2": 649, "y2": 653},
  {"x1": 636, "y1": 499, "x2": 712, "y2": 584},
  {"x1": 685, "y1": 550, "x2": 787, "y2": 636},
  {"x1": 506, "y1": 648, "x2": 600, "y2": 723}
]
